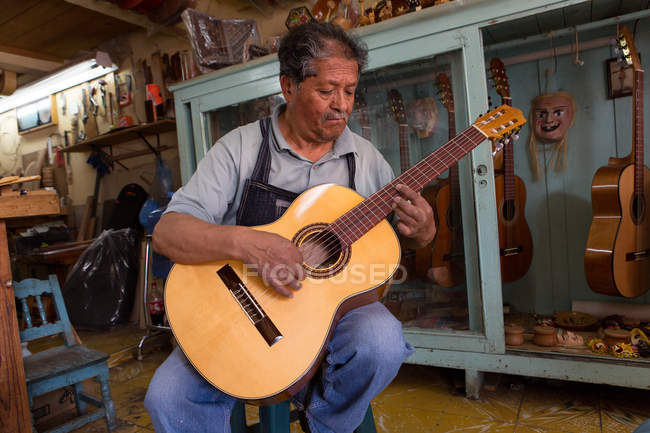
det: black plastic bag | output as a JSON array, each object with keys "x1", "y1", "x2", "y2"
[{"x1": 63, "y1": 229, "x2": 140, "y2": 329}]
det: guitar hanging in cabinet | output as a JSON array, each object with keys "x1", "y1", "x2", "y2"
[
  {"x1": 426, "y1": 73, "x2": 466, "y2": 287},
  {"x1": 584, "y1": 27, "x2": 650, "y2": 298},
  {"x1": 387, "y1": 89, "x2": 416, "y2": 281},
  {"x1": 489, "y1": 58, "x2": 533, "y2": 283}
]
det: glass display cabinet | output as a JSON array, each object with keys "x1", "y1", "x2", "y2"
[{"x1": 171, "y1": 0, "x2": 650, "y2": 397}]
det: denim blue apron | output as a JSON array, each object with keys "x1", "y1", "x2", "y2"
[{"x1": 236, "y1": 117, "x2": 356, "y2": 226}]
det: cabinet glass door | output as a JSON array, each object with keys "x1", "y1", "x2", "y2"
[{"x1": 350, "y1": 51, "x2": 480, "y2": 334}]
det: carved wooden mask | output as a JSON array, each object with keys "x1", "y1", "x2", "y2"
[{"x1": 531, "y1": 92, "x2": 576, "y2": 143}]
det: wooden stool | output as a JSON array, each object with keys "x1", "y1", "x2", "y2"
[{"x1": 231, "y1": 400, "x2": 377, "y2": 433}]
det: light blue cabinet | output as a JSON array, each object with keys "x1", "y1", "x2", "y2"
[{"x1": 171, "y1": 0, "x2": 650, "y2": 397}]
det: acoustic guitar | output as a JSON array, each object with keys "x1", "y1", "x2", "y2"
[
  {"x1": 585, "y1": 27, "x2": 650, "y2": 298},
  {"x1": 425, "y1": 73, "x2": 466, "y2": 287},
  {"x1": 165, "y1": 105, "x2": 525, "y2": 403},
  {"x1": 489, "y1": 58, "x2": 533, "y2": 283},
  {"x1": 387, "y1": 89, "x2": 417, "y2": 281}
]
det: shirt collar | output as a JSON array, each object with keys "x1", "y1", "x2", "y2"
[{"x1": 270, "y1": 104, "x2": 358, "y2": 159}]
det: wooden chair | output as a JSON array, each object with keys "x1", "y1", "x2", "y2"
[
  {"x1": 231, "y1": 400, "x2": 377, "y2": 433},
  {"x1": 15, "y1": 275, "x2": 116, "y2": 432}
]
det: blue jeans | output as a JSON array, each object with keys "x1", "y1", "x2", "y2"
[{"x1": 145, "y1": 302, "x2": 413, "y2": 433}]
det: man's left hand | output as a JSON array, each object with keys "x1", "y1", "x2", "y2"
[{"x1": 392, "y1": 183, "x2": 436, "y2": 248}]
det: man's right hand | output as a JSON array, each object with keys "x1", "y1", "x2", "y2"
[{"x1": 237, "y1": 228, "x2": 305, "y2": 298}]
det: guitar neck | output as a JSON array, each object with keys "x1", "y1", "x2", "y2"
[
  {"x1": 502, "y1": 96, "x2": 515, "y2": 200},
  {"x1": 448, "y1": 111, "x2": 460, "y2": 212},
  {"x1": 634, "y1": 69, "x2": 645, "y2": 195},
  {"x1": 398, "y1": 124, "x2": 410, "y2": 174},
  {"x1": 330, "y1": 125, "x2": 486, "y2": 247}
]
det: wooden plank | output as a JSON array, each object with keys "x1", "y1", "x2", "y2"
[
  {"x1": 0, "y1": 190, "x2": 59, "y2": 219},
  {"x1": 62, "y1": 119, "x2": 176, "y2": 153},
  {"x1": 0, "y1": 0, "x2": 41, "y2": 26},
  {"x1": 0, "y1": 220, "x2": 32, "y2": 432},
  {"x1": 0, "y1": 1, "x2": 73, "y2": 44}
]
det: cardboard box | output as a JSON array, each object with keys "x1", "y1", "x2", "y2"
[{"x1": 32, "y1": 386, "x2": 77, "y2": 430}]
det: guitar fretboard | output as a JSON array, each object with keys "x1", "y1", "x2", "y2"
[
  {"x1": 330, "y1": 125, "x2": 486, "y2": 247},
  {"x1": 399, "y1": 124, "x2": 410, "y2": 174},
  {"x1": 634, "y1": 70, "x2": 645, "y2": 196},
  {"x1": 502, "y1": 96, "x2": 515, "y2": 201}
]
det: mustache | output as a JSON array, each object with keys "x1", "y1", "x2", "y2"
[{"x1": 324, "y1": 112, "x2": 348, "y2": 121}]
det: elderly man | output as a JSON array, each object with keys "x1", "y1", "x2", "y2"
[{"x1": 145, "y1": 22, "x2": 435, "y2": 433}]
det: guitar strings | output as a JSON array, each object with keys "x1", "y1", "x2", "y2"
[
  {"x1": 300, "y1": 127, "x2": 487, "y2": 268},
  {"x1": 300, "y1": 127, "x2": 485, "y2": 267}
]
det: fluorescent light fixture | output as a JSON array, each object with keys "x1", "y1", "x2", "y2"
[{"x1": 0, "y1": 59, "x2": 118, "y2": 114}]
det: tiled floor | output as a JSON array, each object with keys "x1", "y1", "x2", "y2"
[{"x1": 30, "y1": 325, "x2": 650, "y2": 433}]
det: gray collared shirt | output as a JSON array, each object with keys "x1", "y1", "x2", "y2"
[{"x1": 166, "y1": 104, "x2": 395, "y2": 225}]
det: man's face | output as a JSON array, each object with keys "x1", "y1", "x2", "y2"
[
  {"x1": 533, "y1": 95, "x2": 574, "y2": 143},
  {"x1": 284, "y1": 56, "x2": 358, "y2": 143}
]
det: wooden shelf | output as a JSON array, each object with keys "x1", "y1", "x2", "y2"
[{"x1": 62, "y1": 119, "x2": 176, "y2": 153}]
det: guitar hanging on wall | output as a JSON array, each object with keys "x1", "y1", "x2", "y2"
[
  {"x1": 165, "y1": 105, "x2": 525, "y2": 403},
  {"x1": 489, "y1": 58, "x2": 533, "y2": 283},
  {"x1": 425, "y1": 73, "x2": 466, "y2": 287},
  {"x1": 584, "y1": 26, "x2": 650, "y2": 298}
]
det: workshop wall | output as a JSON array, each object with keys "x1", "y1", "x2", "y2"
[{"x1": 0, "y1": 0, "x2": 302, "y2": 234}]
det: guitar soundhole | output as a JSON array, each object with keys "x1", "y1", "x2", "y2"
[
  {"x1": 446, "y1": 208, "x2": 459, "y2": 230},
  {"x1": 293, "y1": 223, "x2": 350, "y2": 279},
  {"x1": 631, "y1": 194, "x2": 646, "y2": 225},
  {"x1": 502, "y1": 200, "x2": 516, "y2": 221}
]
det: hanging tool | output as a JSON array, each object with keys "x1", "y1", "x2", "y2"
[
  {"x1": 98, "y1": 80, "x2": 107, "y2": 117},
  {"x1": 89, "y1": 85, "x2": 99, "y2": 116},
  {"x1": 119, "y1": 74, "x2": 133, "y2": 106},
  {"x1": 81, "y1": 88, "x2": 88, "y2": 125}
]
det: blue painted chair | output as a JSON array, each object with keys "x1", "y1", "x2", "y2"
[
  {"x1": 15, "y1": 276, "x2": 116, "y2": 432},
  {"x1": 231, "y1": 400, "x2": 377, "y2": 433}
]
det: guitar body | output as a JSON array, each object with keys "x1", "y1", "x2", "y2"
[
  {"x1": 165, "y1": 184, "x2": 400, "y2": 403},
  {"x1": 429, "y1": 182, "x2": 466, "y2": 287},
  {"x1": 494, "y1": 174, "x2": 533, "y2": 283},
  {"x1": 585, "y1": 164, "x2": 650, "y2": 297}
]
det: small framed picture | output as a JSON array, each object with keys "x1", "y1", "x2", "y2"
[{"x1": 606, "y1": 58, "x2": 634, "y2": 99}]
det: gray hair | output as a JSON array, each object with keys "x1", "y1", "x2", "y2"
[{"x1": 278, "y1": 22, "x2": 368, "y2": 84}]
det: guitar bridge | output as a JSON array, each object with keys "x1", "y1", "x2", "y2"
[
  {"x1": 217, "y1": 264, "x2": 282, "y2": 347},
  {"x1": 626, "y1": 249, "x2": 649, "y2": 262},
  {"x1": 500, "y1": 246, "x2": 522, "y2": 256}
]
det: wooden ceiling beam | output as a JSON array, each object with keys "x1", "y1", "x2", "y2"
[
  {"x1": 62, "y1": 0, "x2": 160, "y2": 33},
  {"x1": 0, "y1": 44, "x2": 63, "y2": 74}
]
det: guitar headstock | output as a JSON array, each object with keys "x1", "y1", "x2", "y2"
[
  {"x1": 489, "y1": 58, "x2": 510, "y2": 99},
  {"x1": 473, "y1": 105, "x2": 526, "y2": 143},
  {"x1": 617, "y1": 26, "x2": 642, "y2": 71},
  {"x1": 436, "y1": 73, "x2": 454, "y2": 112},
  {"x1": 387, "y1": 89, "x2": 407, "y2": 125},
  {"x1": 354, "y1": 88, "x2": 370, "y2": 128}
]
